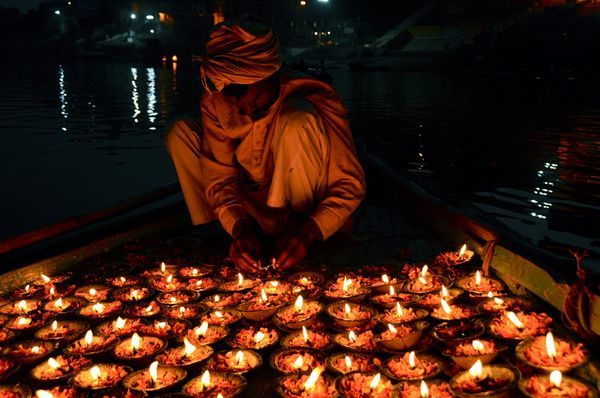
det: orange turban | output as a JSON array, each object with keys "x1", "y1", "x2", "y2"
[{"x1": 200, "y1": 17, "x2": 281, "y2": 94}]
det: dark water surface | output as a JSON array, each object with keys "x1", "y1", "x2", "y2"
[{"x1": 1, "y1": 60, "x2": 598, "y2": 262}]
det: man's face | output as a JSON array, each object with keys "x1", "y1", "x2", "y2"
[{"x1": 222, "y1": 75, "x2": 279, "y2": 118}]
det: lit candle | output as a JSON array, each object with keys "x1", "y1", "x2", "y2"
[
  {"x1": 92, "y1": 303, "x2": 104, "y2": 314},
  {"x1": 49, "y1": 287, "x2": 55, "y2": 297},
  {"x1": 292, "y1": 355, "x2": 303, "y2": 370},
  {"x1": 389, "y1": 285, "x2": 395, "y2": 296},
  {"x1": 408, "y1": 351, "x2": 416, "y2": 369},
  {"x1": 131, "y1": 333, "x2": 141, "y2": 354},
  {"x1": 31, "y1": 345, "x2": 40, "y2": 354},
  {"x1": 469, "y1": 359, "x2": 483, "y2": 381},
  {"x1": 382, "y1": 274, "x2": 390, "y2": 284},
  {"x1": 440, "y1": 298, "x2": 452, "y2": 315},
  {"x1": 475, "y1": 271, "x2": 482, "y2": 287},
  {"x1": 304, "y1": 366, "x2": 324, "y2": 392},
  {"x1": 238, "y1": 273, "x2": 244, "y2": 287},
  {"x1": 260, "y1": 289, "x2": 268, "y2": 302},
  {"x1": 420, "y1": 380, "x2": 429, "y2": 398},
  {"x1": 388, "y1": 323, "x2": 397, "y2": 335},
  {"x1": 421, "y1": 265, "x2": 429, "y2": 278},
  {"x1": 51, "y1": 320, "x2": 58, "y2": 331},
  {"x1": 396, "y1": 302, "x2": 404, "y2": 316},
  {"x1": 441, "y1": 285, "x2": 449, "y2": 298},
  {"x1": 25, "y1": 284, "x2": 31, "y2": 292},
  {"x1": 36, "y1": 390, "x2": 53, "y2": 398},
  {"x1": 41, "y1": 274, "x2": 51, "y2": 283},
  {"x1": 166, "y1": 275, "x2": 173, "y2": 284},
  {"x1": 115, "y1": 317, "x2": 126, "y2": 330},
  {"x1": 254, "y1": 331, "x2": 265, "y2": 344},
  {"x1": 459, "y1": 244, "x2": 467, "y2": 259},
  {"x1": 472, "y1": 340, "x2": 484, "y2": 353},
  {"x1": 47, "y1": 357, "x2": 60, "y2": 370},
  {"x1": 200, "y1": 370, "x2": 211, "y2": 391},
  {"x1": 18, "y1": 300, "x2": 28, "y2": 312},
  {"x1": 295, "y1": 295, "x2": 304, "y2": 313},
  {"x1": 302, "y1": 326, "x2": 309, "y2": 343},
  {"x1": 546, "y1": 331, "x2": 557, "y2": 361},
  {"x1": 418, "y1": 276, "x2": 428, "y2": 285},
  {"x1": 90, "y1": 365, "x2": 102, "y2": 385},
  {"x1": 195, "y1": 321, "x2": 209, "y2": 337},
  {"x1": 157, "y1": 322, "x2": 166, "y2": 329},
  {"x1": 148, "y1": 361, "x2": 158, "y2": 387},
  {"x1": 369, "y1": 373, "x2": 381, "y2": 392},
  {"x1": 506, "y1": 311, "x2": 524, "y2": 330},
  {"x1": 494, "y1": 297, "x2": 504, "y2": 305},
  {"x1": 183, "y1": 337, "x2": 196, "y2": 357},
  {"x1": 161, "y1": 262, "x2": 166, "y2": 274},
  {"x1": 344, "y1": 303, "x2": 351, "y2": 317},
  {"x1": 84, "y1": 330, "x2": 93, "y2": 347},
  {"x1": 549, "y1": 370, "x2": 562, "y2": 388},
  {"x1": 54, "y1": 298, "x2": 63, "y2": 309},
  {"x1": 18, "y1": 317, "x2": 31, "y2": 326},
  {"x1": 235, "y1": 350, "x2": 245, "y2": 367},
  {"x1": 345, "y1": 355, "x2": 352, "y2": 370},
  {"x1": 348, "y1": 330, "x2": 357, "y2": 343},
  {"x1": 342, "y1": 277, "x2": 352, "y2": 293}
]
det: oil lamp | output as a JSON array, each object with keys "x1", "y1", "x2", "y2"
[
  {"x1": 43, "y1": 296, "x2": 84, "y2": 314},
  {"x1": 377, "y1": 321, "x2": 430, "y2": 351},
  {"x1": 96, "y1": 316, "x2": 145, "y2": 337},
  {"x1": 325, "y1": 301, "x2": 377, "y2": 329},
  {"x1": 71, "y1": 363, "x2": 131, "y2": 390},
  {"x1": 383, "y1": 351, "x2": 445, "y2": 381},
  {"x1": 113, "y1": 333, "x2": 167, "y2": 365},
  {"x1": 273, "y1": 295, "x2": 323, "y2": 329},
  {"x1": 369, "y1": 285, "x2": 417, "y2": 309},
  {"x1": 206, "y1": 349, "x2": 262, "y2": 374},
  {"x1": 179, "y1": 265, "x2": 212, "y2": 279},
  {"x1": 430, "y1": 298, "x2": 477, "y2": 321},
  {"x1": 378, "y1": 302, "x2": 429, "y2": 324},
  {"x1": 182, "y1": 369, "x2": 247, "y2": 398},
  {"x1": 3, "y1": 340, "x2": 57, "y2": 364},
  {"x1": 227, "y1": 326, "x2": 279, "y2": 350},
  {"x1": 186, "y1": 276, "x2": 221, "y2": 292},
  {"x1": 434, "y1": 244, "x2": 475, "y2": 267},
  {"x1": 334, "y1": 330, "x2": 378, "y2": 352},
  {"x1": 64, "y1": 329, "x2": 118, "y2": 357},
  {"x1": 270, "y1": 348, "x2": 325, "y2": 374},
  {"x1": 477, "y1": 295, "x2": 533, "y2": 314},
  {"x1": 489, "y1": 311, "x2": 552, "y2": 340},
  {"x1": 281, "y1": 326, "x2": 333, "y2": 351},
  {"x1": 403, "y1": 271, "x2": 448, "y2": 294},
  {"x1": 157, "y1": 289, "x2": 198, "y2": 305},
  {"x1": 394, "y1": 379, "x2": 453, "y2": 398},
  {"x1": 107, "y1": 275, "x2": 144, "y2": 287},
  {"x1": 325, "y1": 352, "x2": 381, "y2": 375},
  {"x1": 323, "y1": 276, "x2": 371, "y2": 302},
  {"x1": 456, "y1": 271, "x2": 505, "y2": 295},
  {"x1": 219, "y1": 273, "x2": 260, "y2": 292},
  {"x1": 187, "y1": 320, "x2": 229, "y2": 346},
  {"x1": 201, "y1": 308, "x2": 242, "y2": 326},
  {"x1": 126, "y1": 300, "x2": 161, "y2": 318},
  {"x1": 370, "y1": 273, "x2": 403, "y2": 294},
  {"x1": 337, "y1": 371, "x2": 394, "y2": 398},
  {"x1": 75, "y1": 285, "x2": 111, "y2": 302},
  {"x1": 113, "y1": 286, "x2": 154, "y2": 303},
  {"x1": 121, "y1": 360, "x2": 187, "y2": 393},
  {"x1": 519, "y1": 370, "x2": 597, "y2": 398},
  {"x1": 236, "y1": 288, "x2": 286, "y2": 322},
  {"x1": 275, "y1": 366, "x2": 337, "y2": 398},
  {"x1": 163, "y1": 303, "x2": 207, "y2": 320},
  {"x1": 449, "y1": 360, "x2": 519, "y2": 398},
  {"x1": 515, "y1": 331, "x2": 589, "y2": 372},
  {"x1": 201, "y1": 293, "x2": 246, "y2": 309},
  {"x1": 30, "y1": 355, "x2": 92, "y2": 383},
  {"x1": 0, "y1": 299, "x2": 39, "y2": 315},
  {"x1": 78, "y1": 301, "x2": 123, "y2": 320},
  {"x1": 443, "y1": 338, "x2": 507, "y2": 369},
  {"x1": 141, "y1": 317, "x2": 189, "y2": 339},
  {"x1": 34, "y1": 319, "x2": 89, "y2": 343}
]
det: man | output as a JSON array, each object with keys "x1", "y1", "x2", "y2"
[{"x1": 165, "y1": 16, "x2": 365, "y2": 274}]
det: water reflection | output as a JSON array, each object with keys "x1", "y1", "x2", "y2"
[
  {"x1": 146, "y1": 67, "x2": 157, "y2": 128},
  {"x1": 58, "y1": 65, "x2": 68, "y2": 132},
  {"x1": 530, "y1": 161, "x2": 558, "y2": 220},
  {"x1": 131, "y1": 67, "x2": 141, "y2": 122}
]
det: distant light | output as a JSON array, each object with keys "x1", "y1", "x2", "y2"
[
  {"x1": 300, "y1": 0, "x2": 307, "y2": 5},
  {"x1": 171, "y1": 55, "x2": 178, "y2": 62},
  {"x1": 317, "y1": 0, "x2": 329, "y2": 2},
  {"x1": 146, "y1": 15, "x2": 154, "y2": 20},
  {"x1": 54, "y1": 10, "x2": 61, "y2": 15},
  {"x1": 130, "y1": 13, "x2": 136, "y2": 19},
  {"x1": 314, "y1": 32, "x2": 318, "y2": 36},
  {"x1": 327, "y1": 31, "x2": 331, "y2": 35},
  {"x1": 67, "y1": 1, "x2": 72, "y2": 5},
  {"x1": 150, "y1": 29, "x2": 155, "y2": 34}
]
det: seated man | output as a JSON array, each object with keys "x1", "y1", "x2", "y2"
[{"x1": 165, "y1": 16, "x2": 365, "y2": 274}]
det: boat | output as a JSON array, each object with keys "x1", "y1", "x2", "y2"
[{"x1": 0, "y1": 153, "x2": 598, "y2": 396}]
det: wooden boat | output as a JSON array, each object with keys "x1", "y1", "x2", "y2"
[{"x1": 1, "y1": 154, "x2": 598, "y2": 396}]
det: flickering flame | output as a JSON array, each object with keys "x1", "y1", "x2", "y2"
[
  {"x1": 441, "y1": 285, "x2": 449, "y2": 298},
  {"x1": 396, "y1": 302, "x2": 404, "y2": 316},
  {"x1": 49, "y1": 287, "x2": 55, "y2": 296},
  {"x1": 550, "y1": 370, "x2": 562, "y2": 388},
  {"x1": 389, "y1": 285, "x2": 395, "y2": 296},
  {"x1": 92, "y1": 303, "x2": 104, "y2": 313},
  {"x1": 487, "y1": 291, "x2": 494, "y2": 298},
  {"x1": 131, "y1": 333, "x2": 141, "y2": 351},
  {"x1": 166, "y1": 275, "x2": 173, "y2": 283},
  {"x1": 90, "y1": 365, "x2": 101, "y2": 381},
  {"x1": 546, "y1": 332, "x2": 557, "y2": 359},
  {"x1": 54, "y1": 298, "x2": 63, "y2": 309},
  {"x1": 31, "y1": 346, "x2": 40, "y2": 354},
  {"x1": 388, "y1": 323, "x2": 398, "y2": 335},
  {"x1": 342, "y1": 276, "x2": 352, "y2": 292},
  {"x1": 25, "y1": 284, "x2": 30, "y2": 292},
  {"x1": 472, "y1": 340, "x2": 484, "y2": 353},
  {"x1": 89, "y1": 288, "x2": 97, "y2": 297},
  {"x1": 440, "y1": 298, "x2": 452, "y2": 315},
  {"x1": 494, "y1": 297, "x2": 505, "y2": 305},
  {"x1": 36, "y1": 390, "x2": 53, "y2": 398},
  {"x1": 196, "y1": 321, "x2": 209, "y2": 336},
  {"x1": 235, "y1": 350, "x2": 245, "y2": 365},
  {"x1": 148, "y1": 361, "x2": 158, "y2": 384},
  {"x1": 41, "y1": 274, "x2": 51, "y2": 283},
  {"x1": 170, "y1": 297, "x2": 177, "y2": 303},
  {"x1": 115, "y1": 317, "x2": 126, "y2": 329},
  {"x1": 421, "y1": 265, "x2": 429, "y2": 278},
  {"x1": 293, "y1": 355, "x2": 303, "y2": 369},
  {"x1": 160, "y1": 262, "x2": 166, "y2": 273},
  {"x1": 217, "y1": 395, "x2": 223, "y2": 398},
  {"x1": 469, "y1": 359, "x2": 483, "y2": 379},
  {"x1": 192, "y1": 268, "x2": 199, "y2": 276},
  {"x1": 459, "y1": 244, "x2": 467, "y2": 258},
  {"x1": 382, "y1": 274, "x2": 390, "y2": 284},
  {"x1": 215, "y1": 311, "x2": 223, "y2": 318},
  {"x1": 345, "y1": 355, "x2": 352, "y2": 369},
  {"x1": 260, "y1": 289, "x2": 268, "y2": 302},
  {"x1": 270, "y1": 281, "x2": 279, "y2": 288},
  {"x1": 475, "y1": 271, "x2": 482, "y2": 286},
  {"x1": 47, "y1": 357, "x2": 60, "y2": 369},
  {"x1": 420, "y1": 380, "x2": 429, "y2": 398},
  {"x1": 506, "y1": 311, "x2": 524, "y2": 329},
  {"x1": 200, "y1": 370, "x2": 211, "y2": 388},
  {"x1": 301, "y1": 277, "x2": 309, "y2": 285},
  {"x1": 120, "y1": 277, "x2": 126, "y2": 283},
  {"x1": 303, "y1": 366, "x2": 324, "y2": 391},
  {"x1": 418, "y1": 276, "x2": 428, "y2": 285},
  {"x1": 157, "y1": 322, "x2": 166, "y2": 329},
  {"x1": 214, "y1": 295, "x2": 220, "y2": 302},
  {"x1": 131, "y1": 289, "x2": 139, "y2": 300},
  {"x1": 18, "y1": 300, "x2": 27, "y2": 311},
  {"x1": 84, "y1": 330, "x2": 93, "y2": 346},
  {"x1": 237, "y1": 273, "x2": 244, "y2": 286},
  {"x1": 51, "y1": 320, "x2": 57, "y2": 331},
  {"x1": 145, "y1": 304, "x2": 154, "y2": 313},
  {"x1": 18, "y1": 317, "x2": 30, "y2": 325},
  {"x1": 302, "y1": 326, "x2": 309, "y2": 342},
  {"x1": 295, "y1": 295, "x2": 304, "y2": 312},
  {"x1": 369, "y1": 373, "x2": 381, "y2": 390},
  {"x1": 179, "y1": 306, "x2": 186, "y2": 315},
  {"x1": 408, "y1": 351, "x2": 416, "y2": 368},
  {"x1": 344, "y1": 303, "x2": 351, "y2": 317},
  {"x1": 254, "y1": 331, "x2": 265, "y2": 343},
  {"x1": 348, "y1": 330, "x2": 357, "y2": 342}
]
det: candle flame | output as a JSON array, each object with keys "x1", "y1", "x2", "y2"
[
  {"x1": 550, "y1": 370, "x2": 562, "y2": 388},
  {"x1": 388, "y1": 285, "x2": 396, "y2": 296},
  {"x1": 494, "y1": 297, "x2": 505, "y2": 305},
  {"x1": 235, "y1": 350, "x2": 245, "y2": 365},
  {"x1": 344, "y1": 303, "x2": 351, "y2": 317},
  {"x1": 183, "y1": 337, "x2": 196, "y2": 356},
  {"x1": 131, "y1": 289, "x2": 139, "y2": 300},
  {"x1": 84, "y1": 330, "x2": 93, "y2": 346},
  {"x1": 418, "y1": 276, "x2": 428, "y2": 285},
  {"x1": 51, "y1": 320, "x2": 57, "y2": 331},
  {"x1": 47, "y1": 357, "x2": 60, "y2": 369},
  {"x1": 408, "y1": 351, "x2": 416, "y2": 368},
  {"x1": 41, "y1": 274, "x2": 51, "y2": 283},
  {"x1": 421, "y1": 265, "x2": 429, "y2": 278},
  {"x1": 475, "y1": 271, "x2": 482, "y2": 286},
  {"x1": 270, "y1": 280, "x2": 279, "y2": 287},
  {"x1": 192, "y1": 268, "x2": 199, "y2": 276},
  {"x1": 469, "y1": 359, "x2": 483, "y2": 379},
  {"x1": 115, "y1": 317, "x2": 126, "y2": 329},
  {"x1": 217, "y1": 395, "x2": 223, "y2": 398},
  {"x1": 441, "y1": 285, "x2": 449, "y2": 298},
  {"x1": 348, "y1": 330, "x2": 357, "y2": 343},
  {"x1": 388, "y1": 323, "x2": 398, "y2": 334},
  {"x1": 260, "y1": 289, "x2": 268, "y2": 302},
  {"x1": 293, "y1": 355, "x2": 303, "y2": 369},
  {"x1": 18, "y1": 317, "x2": 30, "y2": 325},
  {"x1": 420, "y1": 380, "x2": 429, "y2": 398},
  {"x1": 546, "y1": 332, "x2": 557, "y2": 359},
  {"x1": 120, "y1": 277, "x2": 126, "y2": 283},
  {"x1": 395, "y1": 302, "x2": 404, "y2": 317},
  {"x1": 295, "y1": 295, "x2": 304, "y2": 311},
  {"x1": 440, "y1": 298, "x2": 452, "y2": 315},
  {"x1": 342, "y1": 276, "x2": 352, "y2": 292},
  {"x1": 54, "y1": 298, "x2": 63, "y2": 309},
  {"x1": 170, "y1": 297, "x2": 177, "y2": 303},
  {"x1": 131, "y1": 333, "x2": 141, "y2": 351},
  {"x1": 148, "y1": 361, "x2": 158, "y2": 384},
  {"x1": 90, "y1": 365, "x2": 101, "y2": 381},
  {"x1": 92, "y1": 303, "x2": 104, "y2": 313},
  {"x1": 166, "y1": 275, "x2": 173, "y2": 283},
  {"x1": 36, "y1": 391, "x2": 53, "y2": 398},
  {"x1": 18, "y1": 300, "x2": 27, "y2": 311},
  {"x1": 345, "y1": 355, "x2": 352, "y2": 369},
  {"x1": 157, "y1": 321, "x2": 166, "y2": 329},
  {"x1": 49, "y1": 287, "x2": 55, "y2": 296},
  {"x1": 25, "y1": 284, "x2": 30, "y2": 292},
  {"x1": 254, "y1": 331, "x2": 265, "y2": 343},
  {"x1": 214, "y1": 295, "x2": 220, "y2": 302},
  {"x1": 200, "y1": 370, "x2": 211, "y2": 388},
  {"x1": 179, "y1": 306, "x2": 186, "y2": 315},
  {"x1": 302, "y1": 326, "x2": 309, "y2": 342},
  {"x1": 301, "y1": 277, "x2": 309, "y2": 284},
  {"x1": 487, "y1": 291, "x2": 494, "y2": 298},
  {"x1": 214, "y1": 310, "x2": 223, "y2": 318},
  {"x1": 160, "y1": 262, "x2": 166, "y2": 273},
  {"x1": 237, "y1": 273, "x2": 244, "y2": 286},
  {"x1": 31, "y1": 345, "x2": 40, "y2": 354},
  {"x1": 196, "y1": 321, "x2": 209, "y2": 336},
  {"x1": 89, "y1": 288, "x2": 97, "y2": 297},
  {"x1": 382, "y1": 274, "x2": 390, "y2": 284},
  {"x1": 145, "y1": 304, "x2": 153, "y2": 313},
  {"x1": 459, "y1": 244, "x2": 467, "y2": 258},
  {"x1": 369, "y1": 373, "x2": 381, "y2": 390},
  {"x1": 506, "y1": 311, "x2": 524, "y2": 329},
  {"x1": 303, "y1": 366, "x2": 324, "y2": 391},
  {"x1": 472, "y1": 340, "x2": 484, "y2": 352}
]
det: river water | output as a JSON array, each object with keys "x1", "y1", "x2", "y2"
[{"x1": 1, "y1": 60, "x2": 598, "y2": 263}]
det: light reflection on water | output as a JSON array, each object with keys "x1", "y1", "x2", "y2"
[{"x1": 0, "y1": 61, "x2": 598, "y2": 262}]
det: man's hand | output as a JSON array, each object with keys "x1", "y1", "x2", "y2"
[
  {"x1": 274, "y1": 219, "x2": 322, "y2": 272},
  {"x1": 230, "y1": 219, "x2": 263, "y2": 274}
]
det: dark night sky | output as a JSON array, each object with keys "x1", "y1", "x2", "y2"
[{"x1": 1, "y1": 0, "x2": 44, "y2": 12}]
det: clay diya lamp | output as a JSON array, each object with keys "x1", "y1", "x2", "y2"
[
  {"x1": 34, "y1": 320, "x2": 89, "y2": 343},
  {"x1": 186, "y1": 321, "x2": 229, "y2": 346},
  {"x1": 121, "y1": 361, "x2": 186, "y2": 394},
  {"x1": 489, "y1": 311, "x2": 552, "y2": 341},
  {"x1": 34, "y1": 273, "x2": 72, "y2": 286},
  {"x1": 281, "y1": 326, "x2": 333, "y2": 351},
  {"x1": 383, "y1": 351, "x2": 445, "y2": 381},
  {"x1": 218, "y1": 273, "x2": 260, "y2": 293},
  {"x1": 64, "y1": 330, "x2": 119, "y2": 358},
  {"x1": 12, "y1": 283, "x2": 43, "y2": 299},
  {"x1": 3, "y1": 340, "x2": 57, "y2": 365},
  {"x1": 275, "y1": 366, "x2": 336, "y2": 398},
  {"x1": 455, "y1": 271, "x2": 505, "y2": 297},
  {"x1": 449, "y1": 360, "x2": 519, "y2": 398},
  {"x1": 334, "y1": 330, "x2": 378, "y2": 353},
  {"x1": 0, "y1": 356, "x2": 21, "y2": 383},
  {"x1": 369, "y1": 285, "x2": 417, "y2": 309},
  {"x1": 377, "y1": 321, "x2": 430, "y2": 351},
  {"x1": 270, "y1": 348, "x2": 325, "y2": 374},
  {"x1": 30, "y1": 355, "x2": 92, "y2": 384},
  {"x1": 236, "y1": 289, "x2": 286, "y2": 322},
  {"x1": 0, "y1": 329, "x2": 17, "y2": 346},
  {"x1": 273, "y1": 295, "x2": 323, "y2": 329},
  {"x1": 394, "y1": 379, "x2": 453, "y2": 398},
  {"x1": 443, "y1": 339, "x2": 507, "y2": 369},
  {"x1": 34, "y1": 386, "x2": 82, "y2": 398},
  {"x1": 326, "y1": 301, "x2": 377, "y2": 329},
  {"x1": 227, "y1": 327, "x2": 279, "y2": 350},
  {"x1": 201, "y1": 293, "x2": 247, "y2": 310},
  {"x1": 201, "y1": 309, "x2": 242, "y2": 327},
  {"x1": 107, "y1": 275, "x2": 144, "y2": 288},
  {"x1": 162, "y1": 303, "x2": 207, "y2": 321},
  {"x1": 43, "y1": 284, "x2": 77, "y2": 301},
  {"x1": 156, "y1": 290, "x2": 198, "y2": 306},
  {"x1": 179, "y1": 265, "x2": 213, "y2": 279},
  {"x1": 206, "y1": 349, "x2": 262, "y2": 374},
  {"x1": 6, "y1": 313, "x2": 49, "y2": 331},
  {"x1": 430, "y1": 298, "x2": 478, "y2": 321},
  {"x1": 0, "y1": 384, "x2": 31, "y2": 398},
  {"x1": 113, "y1": 286, "x2": 154, "y2": 304},
  {"x1": 416, "y1": 284, "x2": 464, "y2": 308},
  {"x1": 322, "y1": 276, "x2": 371, "y2": 302},
  {"x1": 337, "y1": 371, "x2": 394, "y2": 398},
  {"x1": 148, "y1": 275, "x2": 186, "y2": 292},
  {"x1": 141, "y1": 318, "x2": 190, "y2": 340},
  {"x1": 186, "y1": 277, "x2": 220, "y2": 293},
  {"x1": 0, "y1": 299, "x2": 40, "y2": 315},
  {"x1": 96, "y1": 317, "x2": 145, "y2": 338},
  {"x1": 435, "y1": 244, "x2": 475, "y2": 267},
  {"x1": 378, "y1": 302, "x2": 429, "y2": 324},
  {"x1": 259, "y1": 280, "x2": 293, "y2": 297},
  {"x1": 369, "y1": 273, "x2": 404, "y2": 294},
  {"x1": 140, "y1": 262, "x2": 179, "y2": 279},
  {"x1": 326, "y1": 352, "x2": 381, "y2": 375},
  {"x1": 515, "y1": 331, "x2": 589, "y2": 372},
  {"x1": 75, "y1": 285, "x2": 111, "y2": 302},
  {"x1": 78, "y1": 301, "x2": 122, "y2": 320},
  {"x1": 44, "y1": 297, "x2": 85, "y2": 315},
  {"x1": 432, "y1": 319, "x2": 487, "y2": 345},
  {"x1": 182, "y1": 370, "x2": 247, "y2": 398},
  {"x1": 126, "y1": 301, "x2": 161, "y2": 318},
  {"x1": 70, "y1": 363, "x2": 131, "y2": 391},
  {"x1": 288, "y1": 271, "x2": 325, "y2": 299},
  {"x1": 155, "y1": 337, "x2": 213, "y2": 368},
  {"x1": 404, "y1": 274, "x2": 449, "y2": 294},
  {"x1": 113, "y1": 333, "x2": 167, "y2": 365},
  {"x1": 519, "y1": 370, "x2": 598, "y2": 398},
  {"x1": 477, "y1": 295, "x2": 534, "y2": 315}
]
